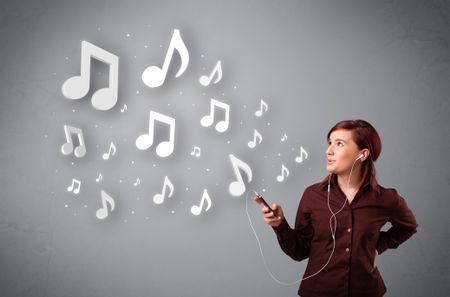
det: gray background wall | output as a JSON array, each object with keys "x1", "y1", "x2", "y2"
[{"x1": 1, "y1": 0, "x2": 449, "y2": 296}]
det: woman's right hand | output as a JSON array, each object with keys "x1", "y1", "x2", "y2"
[{"x1": 255, "y1": 197, "x2": 285, "y2": 227}]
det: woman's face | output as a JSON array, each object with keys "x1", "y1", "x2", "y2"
[{"x1": 326, "y1": 129, "x2": 362, "y2": 175}]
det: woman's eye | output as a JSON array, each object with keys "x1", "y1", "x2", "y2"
[{"x1": 337, "y1": 142, "x2": 344, "y2": 147}]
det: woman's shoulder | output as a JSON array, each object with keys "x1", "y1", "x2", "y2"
[{"x1": 374, "y1": 184, "x2": 405, "y2": 207}]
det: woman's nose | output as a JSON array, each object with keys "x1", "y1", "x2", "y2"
[{"x1": 326, "y1": 145, "x2": 333, "y2": 155}]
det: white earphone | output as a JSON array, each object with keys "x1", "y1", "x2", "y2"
[{"x1": 356, "y1": 153, "x2": 364, "y2": 161}]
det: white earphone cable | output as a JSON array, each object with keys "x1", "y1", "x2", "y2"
[{"x1": 246, "y1": 157, "x2": 360, "y2": 285}]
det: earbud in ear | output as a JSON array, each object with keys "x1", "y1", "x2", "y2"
[{"x1": 356, "y1": 154, "x2": 364, "y2": 161}]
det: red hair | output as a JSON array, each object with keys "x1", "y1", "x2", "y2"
[{"x1": 327, "y1": 120, "x2": 382, "y2": 190}]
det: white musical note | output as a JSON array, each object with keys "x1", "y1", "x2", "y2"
[
  {"x1": 102, "y1": 141, "x2": 116, "y2": 160},
  {"x1": 248, "y1": 129, "x2": 263, "y2": 148},
  {"x1": 133, "y1": 177, "x2": 140, "y2": 187},
  {"x1": 142, "y1": 29, "x2": 189, "y2": 88},
  {"x1": 95, "y1": 173, "x2": 103, "y2": 182},
  {"x1": 67, "y1": 178, "x2": 81, "y2": 194},
  {"x1": 228, "y1": 154, "x2": 253, "y2": 197},
  {"x1": 277, "y1": 164, "x2": 290, "y2": 182},
  {"x1": 191, "y1": 189, "x2": 212, "y2": 216},
  {"x1": 96, "y1": 190, "x2": 115, "y2": 219},
  {"x1": 136, "y1": 110, "x2": 176, "y2": 158},
  {"x1": 62, "y1": 41, "x2": 119, "y2": 111},
  {"x1": 255, "y1": 99, "x2": 268, "y2": 117},
  {"x1": 190, "y1": 146, "x2": 201, "y2": 157},
  {"x1": 199, "y1": 60, "x2": 223, "y2": 86},
  {"x1": 295, "y1": 146, "x2": 309, "y2": 163},
  {"x1": 153, "y1": 176, "x2": 174, "y2": 205},
  {"x1": 200, "y1": 98, "x2": 230, "y2": 133},
  {"x1": 61, "y1": 125, "x2": 86, "y2": 158},
  {"x1": 281, "y1": 133, "x2": 288, "y2": 142},
  {"x1": 120, "y1": 104, "x2": 127, "y2": 113}
]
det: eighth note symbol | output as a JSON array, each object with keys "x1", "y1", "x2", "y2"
[
  {"x1": 255, "y1": 99, "x2": 268, "y2": 117},
  {"x1": 281, "y1": 133, "x2": 288, "y2": 142},
  {"x1": 200, "y1": 98, "x2": 230, "y2": 133},
  {"x1": 228, "y1": 154, "x2": 253, "y2": 197},
  {"x1": 136, "y1": 110, "x2": 176, "y2": 158},
  {"x1": 277, "y1": 164, "x2": 289, "y2": 182},
  {"x1": 190, "y1": 146, "x2": 201, "y2": 157},
  {"x1": 142, "y1": 29, "x2": 189, "y2": 88},
  {"x1": 96, "y1": 190, "x2": 115, "y2": 220},
  {"x1": 61, "y1": 125, "x2": 86, "y2": 158},
  {"x1": 191, "y1": 189, "x2": 212, "y2": 216},
  {"x1": 295, "y1": 146, "x2": 308, "y2": 163},
  {"x1": 153, "y1": 176, "x2": 174, "y2": 205},
  {"x1": 62, "y1": 41, "x2": 119, "y2": 111},
  {"x1": 67, "y1": 178, "x2": 81, "y2": 194},
  {"x1": 199, "y1": 60, "x2": 223, "y2": 86},
  {"x1": 133, "y1": 177, "x2": 140, "y2": 187},
  {"x1": 248, "y1": 129, "x2": 262, "y2": 148},
  {"x1": 102, "y1": 141, "x2": 116, "y2": 160},
  {"x1": 95, "y1": 173, "x2": 103, "y2": 182}
]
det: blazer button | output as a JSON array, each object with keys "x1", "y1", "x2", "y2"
[{"x1": 345, "y1": 247, "x2": 350, "y2": 252}]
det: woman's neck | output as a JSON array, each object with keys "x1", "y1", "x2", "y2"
[{"x1": 337, "y1": 169, "x2": 363, "y2": 196}]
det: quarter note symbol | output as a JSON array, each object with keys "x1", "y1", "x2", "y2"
[
  {"x1": 255, "y1": 99, "x2": 268, "y2": 117},
  {"x1": 228, "y1": 154, "x2": 253, "y2": 197},
  {"x1": 61, "y1": 125, "x2": 86, "y2": 158},
  {"x1": 199, "y1": 60, "x2": 223, "y2": 86},
  {"x1": 248, "y1": 129, "x2": 262, "y2": 148},
  {"x1": 153, "y1": 176, "x2": 174, "y2": 205},
  {"x1": 67, "y1": 178, "x2": 81, "y2": 194},
  {"x1": 102, "y1": 141, "x2": 116, "y2": 160},
  {"x1": 96, "y1": 190, "x2": 115, "y2": 220},
  {"x1": 295, "y1": 146, "x2": 308, "y2": 163},
  {"x1": 62, "y1": 41, "x2": 119, "y2": 111},
  {"x1": 277, "y1": 164, "x2": 289, "y2": 182},
  {"x1": 142, "y1": 29, "x2": 189, "y2": 88},
  {"x1": 136, "y1": 110, "x2": 176, "y2": 158},
  {"x1": 190, "y1": 146, "x2": 201, "y2": 157},
  {"x1": 200, "y1": 98, "x2": 230, "y2": 133},
  {"x1": 191, "y1": 189, "x2": 212, "y2": 216}
]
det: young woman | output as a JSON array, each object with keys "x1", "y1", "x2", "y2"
[{"x1": 257, "y1": 120, "x2": 418, "y2": 297}]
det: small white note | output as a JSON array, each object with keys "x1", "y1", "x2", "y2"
[
  {"x1": 228, "y1": 154, "x2": 253, "y2": 197},
  {"x1": 133, "y1": 177, "x2": 140, "y2": 187},
  {"x1": 153, "y1": 176, "x2": 174, "y2": 205},
  {"x1": 120, "y1": 104, "x2": 127, "y2": 113},
  {"x1": 142, "y1": 29, "x2": 189, "y2": 88},
  {"x1": 61, "y1": 125, "x2": 86, "y2": 158},
  {"x1": 255, "y1": 99, "x2": 268, "y2": 117},
  {"x1": 67, "y1": 178, "x2": 81, "y2": 194},
  {"x1": 199, "y1": 60, "x2": 223, "y2": 86},
  {"x1": 95, "y1": 173, "x2": 103, "y2": 182},
  {"x1": 191, "y1": 189, "x2": 212, "y2": 216},
  {"x1": 248, "y1": 129, "x2": 262, "y2": 148},
  {"x1": 281, "y1": 133, "x2": 288, "y2": 142},
  {"x1": 190, "y1": 146, "x2": 201, "y2": 157},
  {"x1": 277, "y1": 164, "x2": 289, "y2": 182},
  {"x1": 62, "y1": 41, "x2": 119, "y2": 111},
  {"x1": 295, "y1": 146, "x2": 308, "y2": 163},
  {"x1": 102, "y1": 141, "x2": 116, "y2": 160},
  {"x1": 96, "y1": 190, "x2": 115, "y2": 219},
  {"x1": 136, "y1": 110, "x2": 176, "y2": 158},
  {"x1": 200, "y1": 98, "x2": 230, "y2": 133}
]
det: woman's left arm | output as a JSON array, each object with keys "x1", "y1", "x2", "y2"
[{"x1": 376, "y1": 192, "x2": 418, "y2": 255}]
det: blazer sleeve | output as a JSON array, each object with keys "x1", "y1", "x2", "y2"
[
  {"x1": 376, "y1": 190, "x2": 418, "y2": 255},
  {"x1": 272, "y1": 190, "x2": 314, "y2": 261}
]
